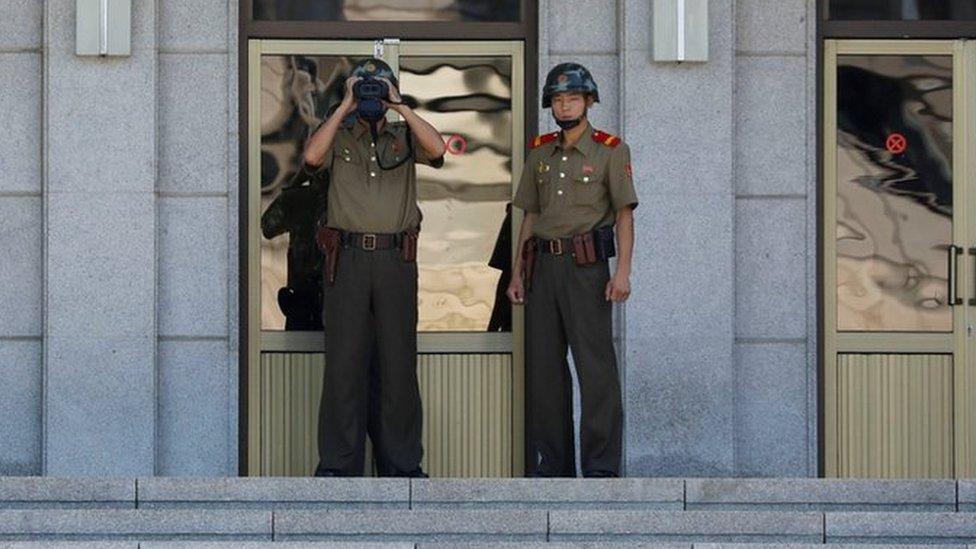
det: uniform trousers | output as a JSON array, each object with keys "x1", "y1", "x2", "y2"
[
  {"x1": 317, "y1": 246, "x2": 423, "y2": 476},
  {"x1": 525, "y1": 252, "x2": 623, "y2": 476}
]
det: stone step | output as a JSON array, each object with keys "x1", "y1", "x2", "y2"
[
  {"x1": 0, "y1": 509, "x2": 270, "y2": 542},
  {"x1": 826, "y1": 511, "x2": 976, "y2": 544},
  {"x1": 3, "y1": 508, "x2": 976, "y2": 544},
  {"x1": 137, "y1": 478, "x2": 409, "y2": 510},
  {"x1": 273, "y1": 509, "x2": 547, "y2": 542},
  {"x1": 1, "y1": 477, "x2": 966, "y2": 512},
  {"x1": 548, "y1": 510, "x2": 823, "y2": 544},
  {"x1": 0, "y1": 478, "x2": 134, "y2": 509},
  {"x1": 0, "y1": 543, "x2": 972, "y2": 549},
  {"x1": 686, "y1": 478, "x2": 957, "y2": 512},
  {"x1": 0, "y1": 544, "x2": 413, "y2": 549},
  {"x1": 410, "y1": 478, "x2": 683, "y2": 509},
  {"x1": 4, "y1": 478, "x2": 976, "y2": 545}
]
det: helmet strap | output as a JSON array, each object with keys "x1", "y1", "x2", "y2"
[
  {"x1": 369, "y1": 119, "x2": 380, "y2": 143},
  {"x1": 553, "y1": 108, "x2": 587, "y2": 130}
]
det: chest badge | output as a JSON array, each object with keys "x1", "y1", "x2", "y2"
[
  {"x1": 582, "y1": 164, "x2": 594, "y2": 183},
  {"x1": 537, "y1": 161, "x2": 550, "y2": 174}
]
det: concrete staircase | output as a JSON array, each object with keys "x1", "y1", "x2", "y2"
[{"x1": 3, "y1": 477, "x2": 976, "y2": 547}]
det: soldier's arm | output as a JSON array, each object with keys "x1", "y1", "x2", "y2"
[
  {"x1": 397, "y1": 106, "x2": 447, "y2": 161},
  {"x1": 614, "y1": 207, "x2": 634, "y2": 279},
  {"x1": 512, "y1": 212, "x2": 537, "y2": 281},
  {"x1": 606, "y1": 142, "x2": 637, "y2": 302},
  {"x1": 507, "y1": 212, "x2": 537, "y2": 304},
  {"x1": 375, "y1": 76, "x2": 446, "y2": 160}
]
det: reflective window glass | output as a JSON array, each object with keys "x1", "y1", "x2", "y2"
[
  {"x1": 400, "y1": 55, "x2": 513, "y2": 332},
  {"x1": 254, "y1": 0, "x2": 520, "y2": 22},
  {"x1": 835, "y1": 54, "x2": 953, "y2": 332},
  {"x1": 260, "y1": 54, "x2": 367, "y2": 331},
  {"x1": 829, "y1": 0, "x2": 976, "y2": 20},
  {"x1": 259, "y1": 53, "x2": 515, "y2": 333}
]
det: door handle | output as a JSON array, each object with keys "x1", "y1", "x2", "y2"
[
  {"x1": 948, "y1": 245, "x2": 963, "y2": 306},
  {"x1": 969, "y1": 247, "x2": 976, "y2": 306}
]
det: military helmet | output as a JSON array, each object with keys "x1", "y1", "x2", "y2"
[
  {"x1": 350, "y1": 58, "x2": 399, "y2": 89},
  {"x1": 542, "y1": 62, "x2": 599, "y2": 108}
]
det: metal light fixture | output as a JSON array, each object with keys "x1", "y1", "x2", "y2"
[
  {"x1": 652, "y1": 0, "x2": 708, "y2": 63},
  {"x1": 76, "y1": 0, "x2": 131, "y2": 56}
]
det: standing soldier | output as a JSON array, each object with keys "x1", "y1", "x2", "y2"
[
  {"x1": 303, "y1": 58, "x2": 446, "y2": 477},
  {"x1": 508, "y1": 63, "x2": 637, "y2": 478}
]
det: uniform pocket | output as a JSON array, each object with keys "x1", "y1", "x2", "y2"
[
  {"x1": 571, "y1": 174, "x2": 605, "y2": 206},
  {"x1": 334, "y1": 147, "x2": 366, "y2": 174},
  {"x1": 537, "y1": 175, "x2": 553, "y2": 208}
]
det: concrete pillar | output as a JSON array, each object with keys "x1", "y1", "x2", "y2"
[
  {"x1": 43, "y1": 0, "x2": 157, "y2": 475},
  {"x1": 621, "y1": 0, "x2": 736, "y2": 476}
]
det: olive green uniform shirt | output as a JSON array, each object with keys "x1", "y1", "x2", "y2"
[
  {"x1": 306, "y1": 119, "x2": 443, "y2": 233},
  {"x1": 513, "y1": 124, "x2": 638, "y2": 240}
]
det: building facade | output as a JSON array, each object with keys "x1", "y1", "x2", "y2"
[{"x1": 1, "y1": 0, "x2": 971, "y2": 479}]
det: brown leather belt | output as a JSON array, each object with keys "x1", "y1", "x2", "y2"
[
  {"x1": 535, "y1": 236, "x2": 574, "y2": 255},
  {"x1": 340, "y1": 231, "x2": 400, "y2": 251}
]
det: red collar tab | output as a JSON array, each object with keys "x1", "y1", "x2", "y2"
[
  {"x1": 531, "y1": 132, "x2": 559, "y2": 149},
  {"x1": 591, "y1": 130, "x2": 622, "y2": 148}
]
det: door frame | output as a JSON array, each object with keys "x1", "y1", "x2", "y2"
[
  {"x1": 243, "y1": 38, "x2": 527, "y2": 476},
  {"x1": 237, "y1": 1, "x2": 540, "y2": 476},
  {"x1": 821, "y1": 38, "x2": 975, "y2": 477}
]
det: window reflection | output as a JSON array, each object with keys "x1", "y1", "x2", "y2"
[
  {"x1": 260, "y1": 55, "x2": 366, "y2": 331},
  {"x1": 259, "y1": 53, "x2": 515, "y2": 333},
  {"x1": 835, "y1": 55, "x2": 953, "y2": 332},
  {"x1": 254, "y1": 0, "x2": 520, "y2": 22},
  {"x1": 401, "y1": 56, "x2": 514, "y2": 332},
  {"x1": 829, "y1": 0, "x2": 976, "y2": 20}
]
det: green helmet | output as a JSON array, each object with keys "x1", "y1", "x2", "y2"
[
  {"x1": 350, "y1": 58, "x2": 399, "y2": 89},
  {"x1": 542, "y1": 62, "x2": 599, "y2": 108}
]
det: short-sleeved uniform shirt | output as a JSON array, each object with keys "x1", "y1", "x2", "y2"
[
  {"x1": 305, "y1": 118, "x2": 444, "y2": 234},
  {"x1": 513, "y1": 123, "x2": 638, "y2": 240}
]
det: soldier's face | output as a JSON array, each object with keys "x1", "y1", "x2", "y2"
[{"x1": 551, "y1": 92, "x2": 592, "y2": 120}]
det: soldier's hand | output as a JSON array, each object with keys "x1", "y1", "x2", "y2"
[
  {"x1": 377, "y1": 77, "x2": 403, "y2": 106},
  {"x1": 506, "y1": 278, "x2": 525, "y2": 304},
  {"x1": 340, "y1": 76, "x2": 362, "y2": 113},
  {"x1": 605, "y1": 272, "x2": 631, "y2": 302}
]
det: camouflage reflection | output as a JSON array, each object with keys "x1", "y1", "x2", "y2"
[
  {"x1": 835, "y1": 55, "x2": 953, "y2": 332},
  {"x1": 261, "y1": 165, "x2": 329, "y2": 330},
  {"x1": 254, "y1": 0, "x2": 519, "y2": 22},
  {"x1": 260, "y1": 54, "x2": 361, "y2": 330},
  {"x1": 399, "y1": 56, "x2": 513, "y2": 331}
]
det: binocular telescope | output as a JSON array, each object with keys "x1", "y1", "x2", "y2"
[
  {"x1": 353, "y1": 76, "x2": 390, "y2": 123},
  {"x1": 352, "y1": 76, "x2": 389, "y2": 102}
]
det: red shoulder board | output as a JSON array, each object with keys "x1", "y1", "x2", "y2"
[
  {"x1": 531, "y1": 132, "x2": 559, "y2": 149},
  {"x1": 591, "y1": 130, "x2": 622, "y2": 148}
]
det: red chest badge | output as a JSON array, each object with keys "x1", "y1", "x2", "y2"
[{"x1": 582, "y1": 165, "x2": 594, "y2": 175}]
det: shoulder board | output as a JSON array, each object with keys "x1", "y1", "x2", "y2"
[
  {"x1": 530, "y1": 132, "x2": 559, "y2": 149},
  {"x1": 591, "y1": 130, "x2": 622, "y2": 148}
]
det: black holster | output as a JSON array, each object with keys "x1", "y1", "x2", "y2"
[{"x1": 592, "y1": 225, "x2": 616, "y2": 261}]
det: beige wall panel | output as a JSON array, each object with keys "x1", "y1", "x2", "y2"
[{"x1": 835, "y1": 354, "x2": 953, "y2": 478}]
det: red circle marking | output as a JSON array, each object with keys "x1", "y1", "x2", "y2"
[
  {"x1": 886, "y1": 133, "x2": 907, "y2": 154},
  {"x1": 446, "y1": 135, "x2": 467, "y2": 155}
]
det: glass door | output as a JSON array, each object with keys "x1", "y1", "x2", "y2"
[
  {"x1": 246, "y1": 39, "x2": 525, "y2": 477},
  {"x1": 823, "y1": 39, "x2": 975, "y2": 477}
]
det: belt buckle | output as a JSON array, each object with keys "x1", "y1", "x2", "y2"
[
  {"x1": 362, "y1": 233, "x2": 377, "y2": 251},
  {"x1": 549, "y1": 239, "x2": 563, "y2": 255}
]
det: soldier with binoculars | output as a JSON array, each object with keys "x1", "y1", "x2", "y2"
[{"x1": 303, "y1": 58, "x2": 446, "y2": 477}]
